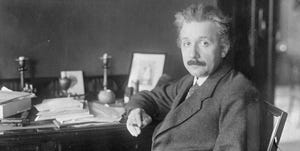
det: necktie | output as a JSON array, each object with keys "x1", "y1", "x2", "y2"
[
  {"x1": 185, "y1": 84, "x2": 200, "y2": 100},
  {"x1": 175, "y1": 84, "x2": 201, "y2": 107}
]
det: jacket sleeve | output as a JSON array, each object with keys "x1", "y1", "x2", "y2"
[
  {"x1": 213, "y1": 85, "x2": 260, "y2": 151},
  {"x1": 125, "y1": 75, "x2": 189, "y2": 120}
]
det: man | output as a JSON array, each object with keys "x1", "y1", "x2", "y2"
[{"x1": 126, "y1": 3, "x2": 260, "y2": 151}]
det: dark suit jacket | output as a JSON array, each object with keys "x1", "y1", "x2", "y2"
[{"x1": 126, "y1": 63, "x2": 260, "y2": 151}]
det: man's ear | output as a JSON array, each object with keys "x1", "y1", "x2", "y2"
[{"x1": 221, "y1": 44, "x2": 230, "y2": 58}]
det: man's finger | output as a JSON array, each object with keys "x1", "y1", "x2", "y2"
[
  {"x1": 126, "y1": 118, "x2": 141, "y2": 137},
  {"x1": 127, "y1": 125, "x2": 135, "y2": 136},
  {"x1": 134, "y1": 109, "x2": 142, "y2": 127},
  {"x1": 128, "y1": 108, "x2": 143, "y2": 127},
  {"x1": 134, "y1": 126, "x2": 141, "y2": 136},
  {"x1": 127, "y1": 125, "x2": 141, "y2": 137},
  {"x1": 127, "y1": 122, "x2": 137, "y2": 136},
  {"x1": 126, "y1": 118, "x2": 136, "y2": 134}
]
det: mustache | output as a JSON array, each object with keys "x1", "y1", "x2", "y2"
[{"x1": 187, "y1": 60, "x2": 206, "y2": 66}]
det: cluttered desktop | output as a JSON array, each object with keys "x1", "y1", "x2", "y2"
[
  {"x1": 0, "y1": 85, "x2": 154, "y2": 151},
  {"x1": 0, "y1": 54, "x2": 156, "y2": 151}
]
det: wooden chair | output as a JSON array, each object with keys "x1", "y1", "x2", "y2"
[{"x1": 264, "y1": 101, "x2": 288, "y2": 151}]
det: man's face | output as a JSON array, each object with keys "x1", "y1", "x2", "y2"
[{"x1": 179, "y1": 21, "x2": 228, "y2": 77}]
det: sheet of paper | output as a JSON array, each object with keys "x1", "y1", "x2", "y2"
[
  {"x1": 88, "y1": 101, "x2": 125, "y2": 122},
  {"x1": 34, "y1": 97, "x2": 83, "y2": 111}
]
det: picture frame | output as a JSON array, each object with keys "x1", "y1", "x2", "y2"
[
  {"x1": 60, "y1": 70, "x2": 85, "y2": 96},
  {"x1": 128, "y1": 52, "x2": 166, "y2": 91}
]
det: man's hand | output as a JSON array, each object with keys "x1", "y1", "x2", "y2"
[{"x1": 126, "y1": 108, "x2": 152, "y2": 137}]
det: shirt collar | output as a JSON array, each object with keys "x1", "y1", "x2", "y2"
[{"x1": 193, "y1": 76, "x2": 208, "y2": 86}]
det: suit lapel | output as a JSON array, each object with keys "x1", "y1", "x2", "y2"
[
  {"x1": 154, "y1": 63, "x2": 232, "y2": 139},
  {"x1": 171, "y1": 76, "x2": 193, "y2": 109}
]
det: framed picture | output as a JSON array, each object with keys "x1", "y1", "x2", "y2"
[
  {"x1": 128, "y1": 52, "x2": 166, "y2": 91},
  {"x1": 60, "y1": 70, "x2": 85, "y2": 95}
]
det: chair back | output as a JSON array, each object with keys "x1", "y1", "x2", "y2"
[
  {"x1": 264, "y1": 101, "x2": 288, "y2": 151},
  {"x1": 247, "y1": 98, "x2": 261, "y2": 151}
]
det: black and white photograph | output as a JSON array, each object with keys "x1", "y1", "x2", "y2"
[{"x1": 0, "y1": 0, "x2": 299, "y2": 151}]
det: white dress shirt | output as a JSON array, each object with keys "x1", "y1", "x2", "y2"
[{"x1": 193, "y1": 76, "x2": 208, "y2": 86}]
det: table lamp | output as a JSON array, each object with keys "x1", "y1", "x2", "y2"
[{"x1": 98, "y1": 53, "x2": 115, "y2": 104}]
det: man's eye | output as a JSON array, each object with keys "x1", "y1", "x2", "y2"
[
  {"x1": 200, "y1": 41, "x2": 210, "y2": 47},
  {"x1": 182, "y1": 41, "x2": 191, "y2": 47}
]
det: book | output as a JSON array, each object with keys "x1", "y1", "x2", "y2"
[
  {"x1": 0, "y1": 91, "x2": 33, "y2": 118},
  {"x1": 0, "y1": 91, "x2": 31, "y2": 104}
]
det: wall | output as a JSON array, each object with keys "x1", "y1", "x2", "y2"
[
  {"x1": 0, "y1": 0, "x2": 216, "y2": 80},
  {"x1": 275, "y1": 0, "x2": 300, "y2": 85},
  {"x1": 275, "y1": 0, "x2": 300, "y2": 150},
  {"x1": 279, "y1": 0, "x2": 300, "y2": 60}
]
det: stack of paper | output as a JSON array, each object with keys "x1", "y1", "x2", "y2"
[
  {"x1": 34, "y1": 98, "x2": 125, "y2": 128},
  {"x1": 34, "y1": 97, "x2": 93, "y2": 124},
  {"x1": 51, "y1": 102, "x2": 125, "y2": 128}
]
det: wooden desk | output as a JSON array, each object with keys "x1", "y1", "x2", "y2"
[{"x1": 0, "y1": 123, "x2": 154, "y2": 151}]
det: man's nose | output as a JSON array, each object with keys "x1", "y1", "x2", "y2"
[{"x1": 190, "y1": 44, "x2": 200, "y2": 58}]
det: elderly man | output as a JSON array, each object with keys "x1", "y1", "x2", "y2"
[{"x1": 126, "y1": 3, "x2": 260, "y2": 151}]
